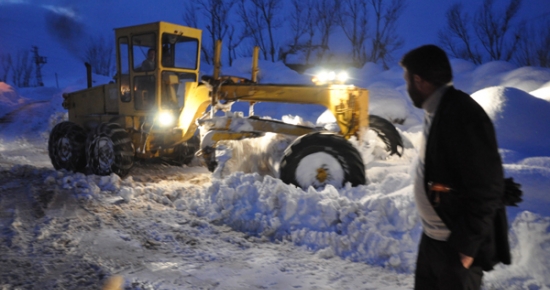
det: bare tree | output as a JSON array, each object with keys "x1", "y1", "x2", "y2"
[
  {"x1": 11, "y1": 50, "x2": 34, "y2": 87},
  {"x1": 438, "y1": 3, "x2": 482, "y2": 64},
  {"x1": 368, "y1": 0, "x2": 405, "y2": 69},
  {"x1": 182, "y1": 1, "x2": 200, "y2": 34},
  {"x1": 474, "y1": 0, "x2": 522, "y2": 62},
  {"x1": 237, "y1": 0, "x2": 281, "y2": 62},
  {"x1": 226, "y1": 24, "x2": 246, "y2": 66},
  {"x1": 253, "y1": 0, "x2": 282, "y2": 62},
  {"x1": 314, "y1": 0, "x2": 340, "y2": 61},
  {"x1": 439, "y1": 0, "x2": 523, "y2": 64},
  {"x1": 515, "y1": 20, "x2": 550, "y2": 68},
  {"x1": 337, "y1": 0, "x2": 369, "y2": 66},
  {"x1": 182, "y1": 2, "x2": 199, "y2": 28},
  {"x1": 237, "y1": 0, "x2": 267, "y2": 60},
  {"x1": 84, "y1": 35, "x2": 115, "y2": 76},
  {"x1": 0, "y1": 53, "x2": 12, "y2": 83},
  {"x1": 278, "y1": 0, "x2": 317, "y2": 64},
  {"x1": 205, "y1": 0, "x2": 235, "y2": 65}
]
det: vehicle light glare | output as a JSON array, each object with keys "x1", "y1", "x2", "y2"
[
  {"x1": 312, "y1": 70, "x2": 350, "y2": 85},
  {"x1": 317, "y1": 71, "x2": 329, "y2": 83},
  {"x1": 337, "y1": 71, "x2": 349, "y2": 82},
  {"x1": 158, "y1": 111, "x2": 175, "y2": 126}
]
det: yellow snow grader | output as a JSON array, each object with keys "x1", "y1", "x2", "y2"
[{"x1": 48, "y1": 21, "x2": 402, "y2": 189}]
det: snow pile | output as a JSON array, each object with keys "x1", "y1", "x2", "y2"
[
  {"x1": 484, "y1": 212, "x2": 550, "y2": 289},
  {"x1": 38, "y1": 165, "x2": 421, "y2": 272},
  {"x1": 367, "y1": 84, "x2": 416, "y2": 126},
  {"x1": 500, "y1": 67, "x2": 550, "y2": 93},
  {"x1": 472, "y1": 86, "x2": 550, "y2": 156},
  {"x1": 470, "y1": 61, "x2": 518, "y2": 93},
  {"x1": 530, "y1": 80, "x2": 550, "y2": 101}
]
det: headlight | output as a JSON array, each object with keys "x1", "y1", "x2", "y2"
[
  {"x1": 312, "y1": 70, "x2": 349, "y2": 85},
  {"x1": 158, "y1": 111, "x2": 175, "y2": 127},
  {"x1": 337, "y1": 71, "x2": 349, "y2": 82}
]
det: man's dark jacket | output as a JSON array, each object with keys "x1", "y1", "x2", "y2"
[{"x1": 424, "y1": 86, "x2": 511, "y2": 271}]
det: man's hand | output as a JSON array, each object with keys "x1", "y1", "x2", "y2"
[{"x1": 459, "y1": 253, "x2": 474, "y2": 269}]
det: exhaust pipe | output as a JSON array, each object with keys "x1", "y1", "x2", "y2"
[{"x1": 85, "y1": 62, "x2": 92, "y2": 88}]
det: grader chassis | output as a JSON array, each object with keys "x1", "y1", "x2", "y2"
[{"x1": 48, "y1": 21, "x2": 402, "y2": 189}]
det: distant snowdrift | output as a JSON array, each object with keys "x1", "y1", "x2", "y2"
[{"x1": 472, "y1": 86, "x2": 550, "y2": 156}]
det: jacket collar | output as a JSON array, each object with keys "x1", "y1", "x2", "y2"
[{"x1": 422, "y1": 82, "x2": 453, "y2": 114}]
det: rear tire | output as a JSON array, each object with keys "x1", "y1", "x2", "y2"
[
  {"x1": 48, "y1": 121, "x2": 87, "y2": 172},
  {"x1": 279, "y1": 132, "x2": 365, "y2": 189},
  {"x1": 369, "y1": 115, "x2": 404, "y2": 157},
  {"x1": 86, "y1": 123, "x2": 134, "y2": 177}
]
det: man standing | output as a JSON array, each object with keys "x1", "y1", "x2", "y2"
[{"x1": 400, "y1": 45, "x2": 511, "y2": 290}]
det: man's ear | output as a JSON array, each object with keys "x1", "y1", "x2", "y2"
[
  {"x1": 412, "y1": 74, "x2": 423, "y2": 86},
  {"x1": 413, "y1": 74, "x2": 433, "y2": 93}
]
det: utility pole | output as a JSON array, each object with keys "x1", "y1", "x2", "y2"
[{"x1": 31, "y1": 46, "x2": 47, "y2": 87}]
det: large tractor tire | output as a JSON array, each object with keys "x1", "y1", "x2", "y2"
[
  {"x1": 369, "y1": 115, "x2": 404, "y2": 157},
  {"x1": 86, "y1": 123, "x2": 134, "y2": 177},
  {"x1": 48, "y1": 121, "x2": 87, "y2": 172},
  {"x1": 279, "y1": 132, "x2": 366, "y2": 189}
]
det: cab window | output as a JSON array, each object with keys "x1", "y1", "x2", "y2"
[
  {"x1": 118, "y1": 37, "x2": 130, "y2": 102},
  {"x1": 133, "y1": 33, "x2": 156, "y2": 72},
  {"x1": 161, "y1": 33, "x2": 199, "y2": 70}
]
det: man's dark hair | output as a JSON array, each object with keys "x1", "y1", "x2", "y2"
[{"x1": 400, "y1": 45, "x2": 453, "y2": 86}]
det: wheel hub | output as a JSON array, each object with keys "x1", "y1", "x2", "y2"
[
  {"x1": 295, "y1": 152, "x2": 344, "y2": 189},
  {"x1": 316, "y1": 167, "x2": 329, "y2": 183},
  {"x1": 57, "y1": 137, "x2": 72, "y2": 162},
  {"x1": 96, "y1": 137, "x2": 115, "y2": 173}
]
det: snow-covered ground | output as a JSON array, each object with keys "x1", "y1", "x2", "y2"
[{"x1": 1, "y1": 56, "x2": 550, "y2": 290}]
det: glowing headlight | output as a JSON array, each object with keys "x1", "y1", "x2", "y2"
[
  {"x1": 321, "y1": 71, "x2": 336, "y2": 82},
  {"x1": 158, "y1": 111, "x2": 175, "y2": 127},
  {"x1": 312, "y1": 70, "x2": 349, "y2": 85},
  {"x1": 337, "y1": 71, "x2": 349, "y2": 82}
]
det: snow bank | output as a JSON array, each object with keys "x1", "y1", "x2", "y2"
[
  {"x1": 367, "y1": 85, "x2": 416, "y2": 127},
  {"x1": 500, "y1": 67, "x2": 550, "y2": 93},
  {"x1": 450, "y1": 59, "x2": 476, "y2": 93},
  {"x1": 472, "y1": 86, "x2": 550, "y2": 156},
  {"x1": 484, "y1": 212, "x2": 550, "y2": 289},
  {"x1": 470, "y1": 61, "x2": 517, "y2": 93},
  {"x1": 530, "y1": 81, "x2": 550, "y2": 102}
]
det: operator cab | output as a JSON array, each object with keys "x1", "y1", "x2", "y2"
[{"x1": 115, "y1": 22, "x2": 202, "y2": 116}]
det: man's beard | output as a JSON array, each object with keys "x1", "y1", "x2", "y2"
[{"x1": 408, "y1": 82, "x2": 425, "y2": 108}]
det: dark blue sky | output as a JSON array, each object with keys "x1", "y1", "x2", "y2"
[{"x1": 0, "y1": 0, "x2": 549, "y2": 86}]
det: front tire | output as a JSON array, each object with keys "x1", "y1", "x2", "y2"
[
  {"x1": 165, "y1": 135, "x2": 200, "y2": 166},
  {"x1": 48, "y1": 121, "x2": 87, "y2": 172},
  {"x1": 86, "y1": 123, "x2": 134, "y2": 177},
  {"x1": 279, "y1": 132, "x2": 365, "y2": 189}
]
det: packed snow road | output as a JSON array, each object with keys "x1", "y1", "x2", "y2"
[{"x1": 0, "y1": 159, "x2": 414, "y2": 289}]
